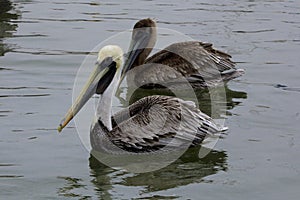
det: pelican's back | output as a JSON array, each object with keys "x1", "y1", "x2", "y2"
[
  {"x1": 103, "y1": 95, "x2": 226, "y2": 153},
  {"x1": 132, "y1": 41, "x2": 244, "y2": 88}
]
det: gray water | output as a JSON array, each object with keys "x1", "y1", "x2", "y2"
[{"x1": 1, "y1": 0, "x2": 300, "y2": 199}]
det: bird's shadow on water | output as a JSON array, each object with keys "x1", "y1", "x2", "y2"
[
  {"x1": 117, "y1": 85, "x2": 247, "y2": 117},
  {"x1": 88, "y1": 146, "x2": 227, "y2": 196}
]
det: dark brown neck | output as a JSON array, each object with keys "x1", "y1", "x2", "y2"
[
  {"x1": 131, "y1": 19, "x2": 157, "y2": 68},
  {"x1": 132, "y1": 47, "x2": 152, "y2": 67}
]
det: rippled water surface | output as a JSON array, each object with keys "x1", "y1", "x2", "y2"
[{"x1": 1, "y1": 0, "x2": 300, "y2": 199}]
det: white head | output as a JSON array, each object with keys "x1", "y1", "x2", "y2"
[
  {"x1": 98, "y1": 45, "x2": 123, "y2": 70},
  {"x1": 58, "y1": 45, "x2": 124, "y2": 132}
]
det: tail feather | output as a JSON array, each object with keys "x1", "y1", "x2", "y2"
[{"x1": 221, "y1": 69, "x2": 245, "y2": 82}]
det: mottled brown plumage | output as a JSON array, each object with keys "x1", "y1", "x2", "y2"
[
  {"x1": 91, "y1": 95, "x2": 226, "y2": 153},
  {"x1": 123, "y1": 18, "x2": 244, "y2": 89}
]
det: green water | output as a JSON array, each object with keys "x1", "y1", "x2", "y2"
[{"x1": 1, "y1": 0, "x2": 299, "y2": 199}]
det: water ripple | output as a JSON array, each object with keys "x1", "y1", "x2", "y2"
[
  {"x1": 12, "y1": 34, "x2": 48, "y2": 38},
  {"x1": 0, "y1": 67, "x2": 14, "y2": 71},
  {"x1": 0, "y1": 86, "x2": 68, "y2": 90},
  {"x1": 11, "y1": 49, "x2": 96, "y2": 56},
  {"x1": 173, "y1": 8, "x2": 254, "y2": 13},
  {"x1": 0, "y1": 163, "x2": 18, "y2": 167},
  {"x1": 21, "y1": 17, "x2": 103, "y2": 23},
  {"x1": 274, "y1": 84, "x2": 300, "y2": 92},
  {"x1": 233, "y1": 29, "x2": 276, "y2": 34},
  {"x1": 0, "y1": 94, "x2": 50, "y2": 98},
  {"x1": 0, "y1": 175, "x2": 24, "y2": 179}
]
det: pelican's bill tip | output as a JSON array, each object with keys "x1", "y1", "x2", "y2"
[{"x1": 57, "y1": 124, "x2": 63, "y2": 133}]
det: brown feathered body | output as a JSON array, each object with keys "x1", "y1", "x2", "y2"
[
  {"x1": 128, "y1": 41, "x2": 244, "y2": 89},
  {"x1": 90, "y1": 95, "x2": 226, "y2": 154},
  {"x1": 124, "y1": 18, "x2": 244, "y2": 89}
]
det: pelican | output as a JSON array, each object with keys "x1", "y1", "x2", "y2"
[
  {"x1": 58, "y1": 45, "x2": 226, "y2": 153},
  {"x1": 121, "y1": 18, "x2": 244, "y2": 89}
]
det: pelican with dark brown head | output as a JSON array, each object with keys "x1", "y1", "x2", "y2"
[
  {"x1": 121, "y1": 18, "x2": 157, "y2": 78},
  {"x1": 121, "y1": 18, "x2": 244, "y2": 89}
]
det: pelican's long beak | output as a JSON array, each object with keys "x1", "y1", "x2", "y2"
[
  {"x1": 58, "y1": 57, "x2": 116, "y2": 132},
  {"x1": 119, "y1": 29, "x2": 151, "y2": 84}
]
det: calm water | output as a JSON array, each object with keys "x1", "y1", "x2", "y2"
[{"x1": 1, "y1": 0, "x2": 300, "y2": 199}]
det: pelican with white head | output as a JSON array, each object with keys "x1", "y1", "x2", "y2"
[{"x1": 58, "y1": 45, "x2": 123, "y2": 132}]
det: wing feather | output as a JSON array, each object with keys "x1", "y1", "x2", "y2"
[
  {"x1": 133, "y1": 41, "x2": 238, "y2": 88},
  {"x1": 109, "y1": 95, "x2": 225, "y2": 152}
]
